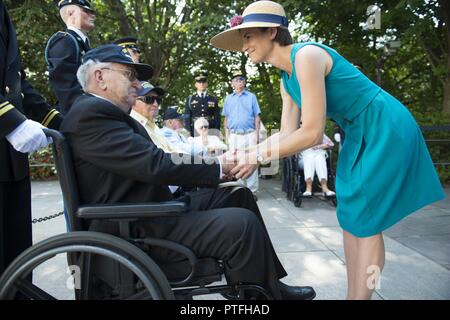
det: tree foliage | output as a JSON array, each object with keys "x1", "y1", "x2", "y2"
[{"x1": 5, "y1": 0, "x2": 449, "y2": 182}]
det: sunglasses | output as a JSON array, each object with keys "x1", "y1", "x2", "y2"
[
  {"x1": 200, "y1": 125, "x2": 209, "y2": 129},
  {"x1": 196, "y1": 79, "x2": 207, "y2": 83},
  {"x1": 139, "y1": 96, "x2": 163, "y2": 105}
]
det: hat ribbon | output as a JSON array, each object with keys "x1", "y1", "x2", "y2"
[{"x1": 243, "y1": 13, "x2": 288, "y2": 27}]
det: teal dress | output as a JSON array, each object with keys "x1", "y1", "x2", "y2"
[{"x1": 282, "y1": 42, "x2": 445, "y2": 237}]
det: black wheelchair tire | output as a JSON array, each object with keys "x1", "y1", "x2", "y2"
[{"x1": 0, "y1": 231, "x2": 174, "y2": 300}]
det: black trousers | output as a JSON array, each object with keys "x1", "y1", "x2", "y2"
[
  {"x1": 133, "y1": 186, "x2": 287, "y2": 299},
  {"x1": 0, "y1": 177, "x2": 32, "y2": 276}
]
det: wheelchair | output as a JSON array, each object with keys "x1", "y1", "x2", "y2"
[
  {"x1": 282, "y1": 148, "x2": 337, "y2": 208},
  {"x1": 0, "y1": 129, "x2": 272, "y2": 300}
]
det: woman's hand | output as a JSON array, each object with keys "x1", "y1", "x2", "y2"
[{"x1": 230, "y1": 150, "x2": 259, "y2": 180}]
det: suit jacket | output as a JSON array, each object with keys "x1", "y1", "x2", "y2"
[
  {"x1": 46, "y1": 29, "x2": 90, "y2": 114},
  {"x1": 60, "y1": 94, "x2": 220, "y2": 205},
  {"x1": 0, "y1": 0, "x2": 62, "y2": 182}
]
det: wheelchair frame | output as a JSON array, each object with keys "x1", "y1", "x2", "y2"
[
  {"x1": 0, "y1": 129, "x2": 272, "y2": 300},
  {"x1": 282, "y1": 148, "x2": 337, "y2": 208}
]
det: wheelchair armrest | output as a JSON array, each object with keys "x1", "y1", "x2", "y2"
[
  {"x1": 76, "y1": 201, "x2": 187, "y2": 220},
  {"x1": 217, "y1": 181, "x2": 245, "y2": 189}
]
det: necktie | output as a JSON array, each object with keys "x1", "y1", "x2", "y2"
[{"x1": 84, "y1": 38, "x2": 91, "y2": 51}]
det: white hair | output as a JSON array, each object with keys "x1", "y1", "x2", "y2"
[
  {"x1": 76, "y1": 59, "x2": 111, "y2": 91},
  {"x1": 194, "y1": 117, "x2": 209, "y2": 130}
]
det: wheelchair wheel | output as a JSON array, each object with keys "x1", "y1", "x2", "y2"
[
  {"x1": 284, "y1": 158, "x2": 294, "y2": 200},
  {"x1": 293, "y1": 195, "x2": 302, "y2": 208},
  {"x1": 331, "y1": 197, "x2": 338, "y2": 207},
  {"x1": 0, "y1": 231, "x2": 174, "y2": 300}
]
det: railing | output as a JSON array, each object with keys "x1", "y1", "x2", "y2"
[{"x1": 420, "y1": 125, "x2": 450, "y2": 167}]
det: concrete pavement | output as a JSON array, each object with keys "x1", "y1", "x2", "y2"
[{"x1": 30, "y1": 178, "x2": 450, "y2": 300}]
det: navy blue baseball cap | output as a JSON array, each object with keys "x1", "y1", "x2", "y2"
[
  {"x1": 82, "y1": 44, "x2": 154, "y2": 80},
  {"x1": 54, "y1": 0, "x2": 95, "y2": 13},
  {"x1": 137, "y1": 81, "x2": 165, "y2": 97},
  {"x1": 163, "y1": 108, "x2": 188, "y2": 121}
]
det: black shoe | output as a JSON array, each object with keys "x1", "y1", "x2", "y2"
[{"x1": 278, "y1": 281, "x2": 316, "y2": 300}]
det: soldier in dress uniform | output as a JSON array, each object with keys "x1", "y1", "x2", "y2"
[
  {"x1": 184, "y1": 72, "x2": 221, "y2": 137},
  {"x1": 45, "y1": 0, "x2": 96, "y2": 114},
  {"x1": 114, "y1": 36, "x2": 142, "y2": 63},
  {"x1": 0, "y1": 0, "x2": 63, "y2": 276}
]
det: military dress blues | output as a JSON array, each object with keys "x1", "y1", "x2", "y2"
[
  {"x1": 184, "y1": 72, "x2": 221, "y2": 136},
  {"x1": 45, "y1": 0, "x2": 96, "y2": 113},
  {"x1": 1, "y1": 0, "x2": 62, "y2": 275}
]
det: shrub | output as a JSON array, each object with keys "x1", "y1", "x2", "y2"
[{"x1": 28, "y1": 146, "x2": 57, "y2": 181}]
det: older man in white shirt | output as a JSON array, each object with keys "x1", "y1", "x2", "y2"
[{"x1": 160, "y1": 108, "x2": 207, "y2": 157}]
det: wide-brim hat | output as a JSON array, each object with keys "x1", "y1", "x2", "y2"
[
  {"x1": 210, "y1": 1, "x2": 288, "y2": 52},
  {"x1": 82, "y1": 44, "x2": 153, "y2": 80}
]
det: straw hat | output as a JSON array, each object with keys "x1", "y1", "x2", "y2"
[{"x1": 210, "y1": 1, "x2": 288, "y2": 52}]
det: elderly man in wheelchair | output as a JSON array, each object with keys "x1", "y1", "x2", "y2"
[{"x1": 0, "y1": 45, "x2": 315, "y2": 300}]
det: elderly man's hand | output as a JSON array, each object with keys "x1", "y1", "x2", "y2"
[{"x1": 217, "y1": 151, "x2": 238, "y2": 179}]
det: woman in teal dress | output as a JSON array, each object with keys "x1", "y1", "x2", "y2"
[{"x1": 211, "y1": 1, "x2": 445, "y2": 299}]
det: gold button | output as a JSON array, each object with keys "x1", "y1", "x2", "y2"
[{"x1": 5, "y1": 86, "x2": 10, "y2": 94}]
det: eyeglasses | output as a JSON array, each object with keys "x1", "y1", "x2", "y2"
[
  {"x1": 138, "y1": 95, "x2": 163, "y2": 105},
  {"x1": 200, "y1": 125, "x2": 209, "y2": 129},
  {"x1": 101, "y1": 67, "x2": 138, "y2": 82},
  {"x1": 233, "y1": 77, "x2": 246, "y2": 82},
  {"x1": 196, "y1": 79, "x2": 207, "y2": 83},
  {"x1": 130, "y1": 48, "x2": 141, "y2": 54}
]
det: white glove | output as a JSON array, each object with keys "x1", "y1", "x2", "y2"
[
  {"x1": 6, "y1": 120, "x2": 52, "y2": 153},
  {"x1": 334, "y1": 133, "x2": 341, "y2": 143}
]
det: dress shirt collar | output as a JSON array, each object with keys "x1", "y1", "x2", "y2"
[
  {"x1": 197, "y1": 90, "x2": 207, "y2": 97},
  {"x1": 67, "y1": 26, "x2": 88, "y2": 43},
  {"x1": 130, "y1": 109, "x2": 155, "y2": 127},
  {"x1": 231, "y1": 89, "x2": 248, "y2": 96}
]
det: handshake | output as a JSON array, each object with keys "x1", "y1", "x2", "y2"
[{"x1": 217, "y1": 150, "x2": 260, "y2": 181}]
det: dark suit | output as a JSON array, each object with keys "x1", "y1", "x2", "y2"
[
  {"x1": 61, "y1": 94, "x2": 287, "y2": 298},
  {"x1": 0, "y1": 0, "x2": 62, "y2": 275},
  {"x1": 184, "y1": 93, "x2": 221, "y2": 136},
  {"x1": 46, "y1": 28, "x2": 90, "y2": 114}
]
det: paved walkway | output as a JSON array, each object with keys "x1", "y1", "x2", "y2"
[{"x1": 30, "y1": 178, "x2": 450, "y2": 300}]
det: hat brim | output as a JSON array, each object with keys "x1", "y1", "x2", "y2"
[
  {"x1": 139, "y1": 86, "x2": 165, "y2": 97},
  {"x1": 210, "y1": 21, "x2": 281, "y2": 52},
  {"x1": 121, "y1": 62, "x2": 154, "y2": 81},
  {"x1": 80, "y1": 5, "x2": 95, "y2": 13}
]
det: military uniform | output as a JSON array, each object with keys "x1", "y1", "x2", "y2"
[
  {"x1": 113, "y1": 36, "x2": 142, "y2": 64},
  {"x1": 184, "y1": 72, "x2": 221, "y2": 136},
  {"x1": 45, "y1": 0, "x2": 94, "y2": 114},
  {"x1": 0, "y1": 0, "x2": 62, "y2": 274}
]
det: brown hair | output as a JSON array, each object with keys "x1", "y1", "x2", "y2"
[{"x1": 260, "y1": 27, "x2": 293, "y2": 46}]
